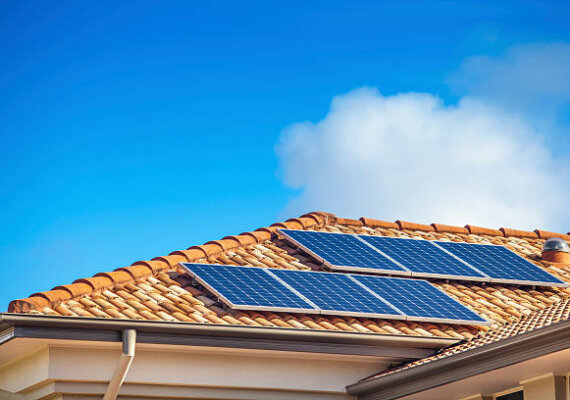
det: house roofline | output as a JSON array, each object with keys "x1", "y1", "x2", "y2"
[
  {"x1": 0, "y1": 313, "x2": 457, "y2": 359},
  {"x1": 346, "y1": 317, "x2": 570, "y2": 399}
]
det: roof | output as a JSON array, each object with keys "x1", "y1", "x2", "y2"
[
  {"x1": 8, "y1": 211, "x2": 570, "y2": 345},
  {"x1": 358, "y1": 292, "x2": 570, "y2": 383}
]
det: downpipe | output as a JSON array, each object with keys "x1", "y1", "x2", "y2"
[{"x1": 103, "y1": 329, "x2": 136, "y2": 400}]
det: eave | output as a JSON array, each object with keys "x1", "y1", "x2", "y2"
[
  {"x1": 0, "y1": 314, "x2": 457, "y2": 360},
  {"x1": 346, "y1": 317, "x2": 570, "y2": 400}
]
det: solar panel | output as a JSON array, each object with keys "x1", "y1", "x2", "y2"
[
  {"x1": 182, "y1": 263, "x2": 318, "y2": 313},
  {"x1": 269, "y1": 268, "x2": 404, "y2": 319},
  {"x1": 279, "y1": 229, "x2": 409, "y2": 275},
  {"x1": 358, "y1": 235, "x2": 489, "y2": 281},
  {"x1": 352, "y1": 275, "x2": 488, "y2": 325},
  {"x1": 435, "y1": 241, "x2": 566, "y2": 287}
]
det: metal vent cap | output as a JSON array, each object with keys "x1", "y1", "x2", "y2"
[{"x1": 543, "y1": 237, "x2": 570, "y2": 253}]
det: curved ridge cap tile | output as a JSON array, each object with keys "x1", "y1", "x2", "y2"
[
  {"x1": 500, "y1": 227, "x2": 539, "y2": 239},
  {"x1": 223, "y1": 234, "x2": 257, "y2": 246},
  {"x1": 288, "y1": 217, "x2": 318, "y2": 229},
  {"x1": 8, "y1": 296, "x2": 51, "y2": 313},
  {"x1": 95, "y1": 270, "x2": 133, "y2": 285},
  {"x1": 74, "y1": 276, "x2": 114, "y2": 291},
  {"x1": 465, "y1": 225, "x2": 503, "y2": 236},
  {"x1": 431, "y1": 223, "x2": 469, "y2": 234},
  {"x1": 299, "y1": 213, "x2": 326, "y2": 225},
  {"x1": 396, "y1": 220, "x2": 435, "y2": 232},
  {"x1": 335, "y1": 217, "x2": 364, "y2": 227},
  {"x1": 360, "y1": 217, "x2": 399, "y2": 229},
  {"x1": 188, "y1": 243, "x2": 225, "y2": 257},
  {"x1": 53, "y1": 283, "x2": 93, "y2": 298},
  {"x1": 254, "y1": 227, "x2": 276, "y2": 239},
  {"x1": 153, "y1": 254, "x2": 188, "y2": 267},
  {"x1": 171, "y1": 248, "x2": 207, "y2": 261},
  {"x1": 302, "y1": 211, "x2": 337, "y2": 224},
  {"x1": 30, "y1": 289, "x2": 72, "y2": 303},
  {"x1": 116, "y1": 265, "x2": 153, "y2": 280},
  {"x1": 205, "y1": 239, "x2": 239, "y2": 252},
  {"x1": 282, "y1": 219, "x2": 305, "y2": 229},
  {"x1": 132, "y1": 259, "x2": 170, "y2": 273},
  {"x1": 535, "y1": 230, "x2": 570, "y2": 241},
  {"x1": 239, "y1": 230, "x2": 270, "y2": 243},
  {"x1": 270, "y1": 222, "x2": 289, "y2": 229}
]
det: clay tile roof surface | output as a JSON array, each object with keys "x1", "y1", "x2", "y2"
[
  {"x1": 359, "y1": 294, "x2": 570, "y2": 382},
  {"x1": 7, "y1": 212, "x2": 570, "y2": 346}
]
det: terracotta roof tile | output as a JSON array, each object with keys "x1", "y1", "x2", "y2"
[
  {"x1": 396, "y1": 220, "x2": 435, "y2": 232},
  {"x1": 465, "y1": 224, "x2": 503, "y2": 236},
  {"x1": 535, "y1": 229, "x2": 570, "y2": 241},
  {"x1": 500, "y1": 227, "x2": 539, "y2": 239},
  {"x1": 359, "y1": 217, "x2": 399, "y2": 229},
  {"x1": 431, "y1": 223, "x2": 469, "y2": 235}
]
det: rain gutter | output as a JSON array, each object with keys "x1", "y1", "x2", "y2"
[{"x1": 0, "y1": 314, "x2": 457, "y2": 359}]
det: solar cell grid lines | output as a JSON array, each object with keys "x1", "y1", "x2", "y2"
[
  {"x1": 182, "y1": 263, "x2": 318, "y2": 313},
  {"x1": 358, "y1": 235, "x2": 487, "y2": 280},
  {"x1": 279, "y1": 229, "x2": 410, "y2": 275},
  {"x1": 353, "y1": 275, "x2": 488, "y2": 325},
  {"x1": 436, "y1": 241, "x2": 567, "y2": 287},
  {"x1": 269, "y1": 269, "x2": 403, "y2": 319}
]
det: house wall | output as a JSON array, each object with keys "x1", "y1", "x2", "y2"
[{"x1": 0, "y1": 340, "x2": 388, "y2": 399}]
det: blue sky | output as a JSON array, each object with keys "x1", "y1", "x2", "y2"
[{"x1": 1, "y1": 1, "x2": 570, "y2": 310}]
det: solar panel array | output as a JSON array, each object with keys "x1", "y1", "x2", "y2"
[
  {"x1": 279, "y1": 229, "x2": 566, "y2": 287},
  {"x1": 182, "y1": 263, "x2": 489, "y2": 325}
]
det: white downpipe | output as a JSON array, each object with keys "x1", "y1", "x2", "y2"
[{"x1": 103, "y1": 329, "x2": 136, "y2": 400}]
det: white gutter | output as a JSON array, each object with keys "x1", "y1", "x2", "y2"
[{"x1": 103, "y1": 329, "x2": 136, "y2": 400}]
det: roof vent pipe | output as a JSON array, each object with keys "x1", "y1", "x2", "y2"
[{"x1": 542, "y1": 238, "x2": 570, "y2": 264}]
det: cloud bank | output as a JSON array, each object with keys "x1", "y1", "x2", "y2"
[{"x1": 277, "y1": 53, "x2": 570, "y2": 231}]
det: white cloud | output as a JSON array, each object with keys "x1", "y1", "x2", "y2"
[
  {"x1": 277, "y1": 87, "x2": 570, "y2": 231},
  {"x1": 448, "y1": 42, "x2": 570, "y2": 120}
]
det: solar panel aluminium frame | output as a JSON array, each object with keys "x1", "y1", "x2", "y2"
[
  {"x1": 434, "y1": 240, "x2": 569, "y2": 288},
  {"x1": 181, "y1": 263, "x2": 320, "y2": 314},
  {"x1": 357, "y1": 234, "x2": 492, "y2": 283},
  {"x1": 351, "y1": 275, "x2": 491, "y2": 326},
  {"x1": 278, "y1": 229, "x2": 412, "y2": 277}
]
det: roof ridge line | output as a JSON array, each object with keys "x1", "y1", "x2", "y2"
[
  {"x1": 359, "y1": 217, "x2": 570, "y2": 241},
  {"x1": 7, "y1": 211, "x2": 332, "y2": 313}
]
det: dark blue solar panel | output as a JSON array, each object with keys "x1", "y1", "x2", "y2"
[
  {"x1": 352, "y1": 275, "x2": 487, "y2": 324},
  {"x1": 182, "y1": 263, "x2": 317, "y2": 312},
  {"x1": 436, "y1": 241, "x2": 565, "y2": 286},
  {"x1": 270, "y1": 269, "x2": 403, "y2": 318},
  {"x1": 280, "y1": 229, "x2": 407, "y2": 274},
  {"x1": 358, "y1": 235, "x2": 487, "y2": 279}
]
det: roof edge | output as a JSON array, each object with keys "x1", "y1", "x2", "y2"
[
  {"x1": 346, "y1": 317, "x2": 570, "y2": 399},
  {"x1": 0, "y1": 313, "x2": 458, "y2": 356}
]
